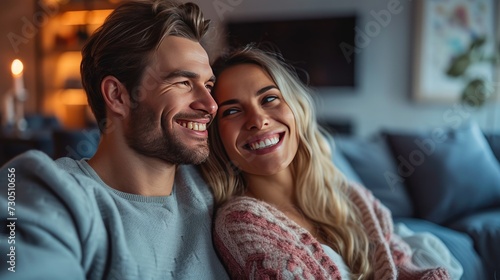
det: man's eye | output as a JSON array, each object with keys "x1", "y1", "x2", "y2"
[
  {"x1": 205, "y1": 84, "x2": 214, "y2": 92},
  {"x1": 179, "y1": 81, "x2": 191, "y2": 87}
]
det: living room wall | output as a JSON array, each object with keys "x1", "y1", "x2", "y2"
[
  {"x1": 1, "y1": 0, "x2": 498, "y2": 136},
  {"x1": 0, "y1": 0, "x2": 37, "y2": 116},
  {"x1": 193, "y1": 0, "x2": 500, "y2": 137}
]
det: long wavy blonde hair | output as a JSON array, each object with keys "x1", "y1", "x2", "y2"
[{"x1": 201, "y1": 45, "x2": 373, "y2": 279}]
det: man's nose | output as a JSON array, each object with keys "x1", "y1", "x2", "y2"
[{"x1": 191, "y1": 85, "x2": 217, "y2": 115}]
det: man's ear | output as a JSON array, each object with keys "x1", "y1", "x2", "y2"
[{"x1": 101, "y1": 76, "x2": 130, "y2": 119}]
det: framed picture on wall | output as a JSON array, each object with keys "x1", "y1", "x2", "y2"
[{"x1": 412, "y1": 0, "x2": 497, "y2": 103}]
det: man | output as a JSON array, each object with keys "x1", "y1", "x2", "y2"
[{"x1": 0, "y1": 1, "x2": 228, "y2": 279}]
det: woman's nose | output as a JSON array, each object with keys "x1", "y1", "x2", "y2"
[{"x1": 245, "y1": 108, "x2": 269, "y2": 130}]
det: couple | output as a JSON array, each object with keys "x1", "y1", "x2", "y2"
[{"x1": 0, "y1": 0, "x2": 450, "y2": 279}]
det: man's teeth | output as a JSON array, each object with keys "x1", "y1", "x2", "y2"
[
  {"x1": 179, "y1": 121, "x2": 207, "y2": 131},
  {"x1": 249, "y1": 136, "x2": 279, "y2": 150}
]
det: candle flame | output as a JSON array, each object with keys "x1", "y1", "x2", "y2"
[{"x1": 11, "y1": 59, "x2": 23, "y2": 76}]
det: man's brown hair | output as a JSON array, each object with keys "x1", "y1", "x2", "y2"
[{"x1": 80, "y1": 0, "x2": 210, "y2": 131}]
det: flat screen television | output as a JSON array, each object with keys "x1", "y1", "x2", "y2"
[{"x1": 225, "y1": 15, "x2": 357, "y2": 87}]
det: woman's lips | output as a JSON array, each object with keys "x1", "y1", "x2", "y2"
[{"x1": 244, "y1": 132, "x2": 284, "y2": 151}]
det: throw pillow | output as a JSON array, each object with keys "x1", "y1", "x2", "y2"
[
  {"x1": 334, "y1": 135, "x2": 414, "y2": 218},
  {"x1": 485, "y1": 133, "x2": 500, "y2": 162},
  {"x1": 447, "y1": 209, "x2": 500, "y2": 279},
  {"x1": 384, "y1": 122, "x2": 500, "y2": 224},
  {"x1": 328, "y1": 138, "x2": 363, "y2": 184}
]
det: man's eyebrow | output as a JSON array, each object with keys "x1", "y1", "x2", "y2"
[
  {"x1": 163, "y1": 70, "x2": 199, "y2": 80},
  {"x1": 162, "y1": 70, "x2": 216, "y2": 83},
  {"x1": 218, "y1": 85, "x2": 278, "y2": 107}
]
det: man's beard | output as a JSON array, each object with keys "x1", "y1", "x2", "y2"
[{"x1": 124, "y1": 103, "x2": 209, "y2": 164}]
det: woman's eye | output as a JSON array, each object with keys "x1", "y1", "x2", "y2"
[
  {"x1": 262, "y1": 95, "x2": 278, "y2": 104},
  {"x1": 221, "y1": 108, "x2": 239, "y2": 117}
]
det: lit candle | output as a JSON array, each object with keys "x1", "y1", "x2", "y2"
[{"x1": 11, "y1": 59, "x2": 25, "y2": 96}]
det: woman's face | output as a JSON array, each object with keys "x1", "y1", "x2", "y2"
[{"x1": 214, "y1": 63, "x2": 298, "y2": 176}]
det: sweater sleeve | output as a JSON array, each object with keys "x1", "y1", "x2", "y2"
[
  {"x1": 0, "y1": 151, "x2": 104, "y2": 280},
  {"x1": 213, "y1": 198, "x2": 340, "y2": 280},
  {"x1": 349, "y1": 183, "x2": 450, "y2": 280}
]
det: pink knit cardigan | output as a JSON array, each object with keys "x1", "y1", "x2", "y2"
[{"x1": 213, "y1": 183, "x2": 450, "y2": 279}]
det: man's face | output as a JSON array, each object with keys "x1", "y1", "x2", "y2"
[{"x1": 124, "y1": 36, "x2": 217, "y2": 164}]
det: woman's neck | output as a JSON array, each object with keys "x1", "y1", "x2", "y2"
[
  {"x1": 243, "y1": 169, "x2": 325, "y2": 243},
  {"x1": 244, "y1": 168, "x2": 295, "y2": 206}
]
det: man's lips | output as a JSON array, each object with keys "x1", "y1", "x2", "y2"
[{"x1": 176, "y1": 120, "x2": 207, "y2": 131}]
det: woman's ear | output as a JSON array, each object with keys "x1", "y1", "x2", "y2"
[{"x1": 101, "y1": 76, "x2": 130, "y2": 119}]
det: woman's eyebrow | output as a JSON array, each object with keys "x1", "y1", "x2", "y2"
[
  {"x1": 257, "y1": 85, "x2": 278, "y2": 95},
  {"x1": 218, "y1": 99, "x2": 238, "y2": 107},
  {"x1": 218, "y1": 85, "x2": 278, "y2": 107}
]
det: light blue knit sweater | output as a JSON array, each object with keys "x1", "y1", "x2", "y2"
[{"x1": 0, "y1": 150, "x2": 228, "y2": 280}]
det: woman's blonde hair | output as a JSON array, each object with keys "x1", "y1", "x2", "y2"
[{"x1": 201, "y1": 45, "x2": 373, "y2": 279}]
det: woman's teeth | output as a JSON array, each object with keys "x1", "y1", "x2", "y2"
[
  {"x1": 249, "y1": 136, "x2": 279, "y2": 150},
  {"x1": 178, "y1": 121, "x2": 207, "y2": 131}
]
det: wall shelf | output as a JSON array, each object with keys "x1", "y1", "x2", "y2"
[{"x1": 37, "y1": 0, "x2": 120, "y2": 128}]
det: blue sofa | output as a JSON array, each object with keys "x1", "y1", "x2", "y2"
[{"x1": 330, "y1": 121, "x2": 500, "y2": 280}]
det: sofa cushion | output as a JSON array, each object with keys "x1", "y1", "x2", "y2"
[
  {"x1": 323, "y1": 132, "x2": 363, "y2": 184},
  {"x1": 330, "y1": 145, "x2": 363, "y2": 184},
  {"x1": 384, "y1": 122, "x2": 500, "y2": 224},
  {"x1": 485, "y1": 133, "x2": 500, "y2": 162},
  {"x1": 395, "y1": 218, "x2": 486, "y2": 280},
  {"x1": 394, "y1": 222, "x2": 463, "y2": 279},
  {"x1": 334, "y1": 136, "x2": 414, "y2": 218},
  {"x1": 447, "y1": 210, "x2": 500, "y2": 279}
]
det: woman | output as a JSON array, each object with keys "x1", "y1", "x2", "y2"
[{"x1": 201, "y1": 45, "x2": 449, "y2": 279}]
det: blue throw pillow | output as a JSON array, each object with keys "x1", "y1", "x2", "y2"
[
  {"x1": 334, "y1": 135, "x2": 414, "y2": 218},
  {"x1": 485, "y1": 134, "x2": 500, "y2": 162},
  {"x1": 447, "y1": 209, "x2": 500, "y2": 279},
  {"x1": 328, "y1": 138, "x2": 363, "y2": 184},
  {"x1": 384, "y1": 122, "x2": 500, "y2": 224}
]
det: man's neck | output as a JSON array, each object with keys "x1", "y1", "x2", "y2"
[{"x1": 88, "y1": 135, "x2": 176, "y2": 196}]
